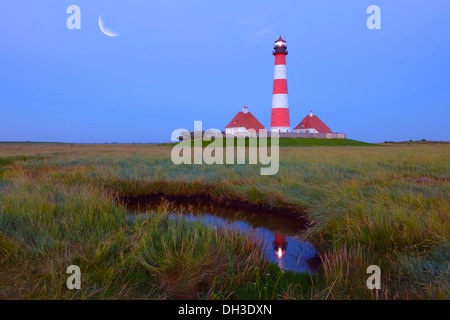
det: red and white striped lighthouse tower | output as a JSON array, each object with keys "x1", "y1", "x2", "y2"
[{"x1": 270, "y1": 36, "x2": 291, "y2": 132}]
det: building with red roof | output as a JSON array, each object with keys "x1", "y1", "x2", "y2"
[
  {"x1": 293, "y1": 111, "x2": 333, "y2": 134},
  {"x1": 225, "y1": 107, "x2": 265, "y2": 135}
]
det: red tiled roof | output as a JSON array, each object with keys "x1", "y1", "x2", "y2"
[
  {"x1": 294, "y1": 114, "x2": 333, "y2": 133},
  {"x1": 225, "y1": 111, "x2": 265, "y2": 130}
]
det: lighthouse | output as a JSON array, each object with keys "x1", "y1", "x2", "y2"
[{"x1": 270, "y1": 36, "x2": 291, "y2": 132}]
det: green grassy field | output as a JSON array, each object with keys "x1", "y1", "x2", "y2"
[
  {"x1": 165, "y1": 137, "x2": 373, "y2": 147},
  {"x1": 0, "y1": 141, "x2": 448, "y2": 299}
]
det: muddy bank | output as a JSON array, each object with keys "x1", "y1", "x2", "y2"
[{"x1": 119, "y1": 193, "x2": 310, "y2": 225}]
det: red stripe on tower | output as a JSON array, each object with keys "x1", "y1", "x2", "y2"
[
  {"x1": 273, "y1": 79, "x2": 288, "y2": 94},
  {"x1": 274, "y1": 54, "x2": 286, "y2": 66},
  {"x1": 270, "y1": 36, "x2": 291, "y2": 132}
]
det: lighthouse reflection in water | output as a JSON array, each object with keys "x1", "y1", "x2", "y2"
[
  {"x1": 179, "y1": 214, "x2": 318, "y2": 273},
  {"x1": 128, "y1": 200, "x2": 319, "y2": 273},
  {"x1": 274, "y1": 233, "x2": 287, "y2": 259}
]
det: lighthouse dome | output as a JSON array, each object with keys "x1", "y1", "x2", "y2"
[{"x1": 275, "y1": 36, "x2": 286, "y2": 47}]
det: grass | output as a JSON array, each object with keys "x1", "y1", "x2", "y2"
[
  {"x1": 0, "y1": 182, "x2": 271, "y2": 299},
  {"x1": 135, "y1": 207, "x2": 269, "y2": 299},
  {"x1": 0, "y1": 142, "x2": 448, "y2": 299},
  {"x1": 164, "y1": 137, "x2": 373, "y2": 148},
  {"x1": 277, "y1": 138, "x2": 373, "y2": 147}
]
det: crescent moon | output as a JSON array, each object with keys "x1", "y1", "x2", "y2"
[{"x1": 98, "y1": 15, "x2": 119, "y2": 37}]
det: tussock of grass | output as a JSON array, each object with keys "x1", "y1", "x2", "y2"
[
  {"x1": 318, "y1": 245, "x2": 385, "y2": 299},
  {"x1": 397, "y1": 244, "x2": 449, "y2": 299},
  {"x1": 135, "y1": 209, "x2": 268, "y2": 299},
  {"x1": 0, "y1": 231, "x2": 17, "y2": 261}
]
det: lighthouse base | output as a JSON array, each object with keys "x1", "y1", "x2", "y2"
[{"x1": 270, "y1": 127, "x2": 291, "y2": 133}]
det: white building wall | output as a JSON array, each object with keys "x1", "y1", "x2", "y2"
[
  {"x1": 270, "y1": 127, "x2": 292, "y2": 133},
  {"x1": 294, "y1": 128, "x2": 319, "y2": 134},
  {"x1": 225, "y1": 127, "x2": 247, "y2": 135}
]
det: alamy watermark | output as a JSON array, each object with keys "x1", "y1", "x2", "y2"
[
  {"x1": 170, "y1": 121, "x2": 279, "y2": 176},
  {"x1": 367, "y1": 5, "x2": 381, "y2": 30},
  {"x1": 66, "y1": 265, "x2": 81, "y2": 290},
  {"x1": 66, "y1": 5, "x2": 382, "y2": 32},
  {"x1": 366, "y1": 265, "x2": 381, "y2": 290},
  {"x1": 66, "y1": 5, "x2": 81, "y2": 30}
]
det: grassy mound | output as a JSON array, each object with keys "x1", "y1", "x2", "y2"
[
  {"x1": 278, "y1": 138, "x2": 372, "y2": 147},
  {"x1": 165, "y1": 138, "x2": 372, "y2": 148}
]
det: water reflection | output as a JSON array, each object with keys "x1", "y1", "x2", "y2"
[
  {"x1": 126, "y1": 198, "x2": 319, "y2": 274},
  {"x1": 274, "y1": 232, "x2": 287, "y2": 259}
]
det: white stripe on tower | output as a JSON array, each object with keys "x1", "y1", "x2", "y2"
[
  {"x1": 272, "y1": 94, "x2": 289, "y2": 108},
  {"x1": 273, "y1": 65, "x2": 287, "y2": 80}
]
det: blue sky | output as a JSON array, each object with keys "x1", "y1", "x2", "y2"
[{"x1": 1, "y1": 0, "x2": 449, "y2": 143}]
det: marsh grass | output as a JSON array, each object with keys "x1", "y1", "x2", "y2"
[
  {"x1": 134, "y1": 210, "x2": 268, "y2": 299},
  {"x1": 396, "y1": 244, "x2": 449, "y2": 299},
  {"x1": 0, "y1": 142, "x2": 448, "y2": 299},
  {"x1": 0, "y1": 180, "x2": 273, "y2": 299}
]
